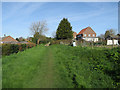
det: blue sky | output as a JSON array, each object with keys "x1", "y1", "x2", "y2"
[{"x1": 2, "y1": 2, "x2": 118, "y2": 38}]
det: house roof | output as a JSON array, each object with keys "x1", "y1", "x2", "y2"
[
  {"x1": 73, "y1": 32, "x2": 77, "y2": 35},
  {"x1": 77, "y1": 27, "x2": 95, "y2": 35},
  {"x1": 18, "y1": 41, "x2": 35, "y2": 45},
  {"x1": 77, "y1": 27, "x2": 88, "y2": 35},
  {"x1": 2, "y1": 36, "x2": 18, "y2": 42},
  {"x1": 106, "y1": 35, "x2": 119, "y2": 40}
]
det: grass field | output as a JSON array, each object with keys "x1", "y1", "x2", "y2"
[{"x1": 2, "y1": 45, "x2": 120, "y2": 88}]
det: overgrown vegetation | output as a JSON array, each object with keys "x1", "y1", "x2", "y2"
[
  {"x1": 2, "y1": 45, "x2": 120, "y2": 88},
  {"x1": 53, "y1": 45, "x2": 120, "y2": 88},
  {"x1": 2, "y1": 43, "x2": 36, "y2": 56}
]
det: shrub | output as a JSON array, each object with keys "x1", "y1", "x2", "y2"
[
  {"x1": 2, "y1": 44, "x2": 13, "y2": 56},
  {"x1": 10, "y1": 44, "x2": 19, "y2": 54},
  {"x1": 19, "y1": 44, "x2": 26, "y2": 51},
  {"x1": 50, "y1": 39, "x2": 72, "y2": 45},
  {"x1": 2, "y1": 43, "x2": 36, "y2": 56}
]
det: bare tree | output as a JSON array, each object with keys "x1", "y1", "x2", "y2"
[
  {"x1": 109, "y1": 29, "x2": 116, "y2": 37},
  {"x1": 98, "y1": 34, "x2": 105, "y2": 39},
  {"x1": 19, "y1": 37, "x2": 25, "y2": 41},
  {"x1": 52, "y1": 31, "x2": 56, "y2": 38},
  {"x1": 30, "y1": 20, "x2": 48, "y2": 44},
  {"x1": 105, "y1": 29, "x2": 116, "y2": 39},
  {"x1": 105, "y1": 29, "x2": 117, "y2": 47},
  {"x1": 30, "y1": 20, "x2": 48, "y2": 36}
]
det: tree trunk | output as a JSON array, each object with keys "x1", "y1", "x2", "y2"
[
  {"x1": 37, "y1": 38, "x2": 40, "y2": 44},
  {"x1": 112, "y1": 39, "x2": 114, "y2": 48}
]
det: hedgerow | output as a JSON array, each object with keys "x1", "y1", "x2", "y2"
[{"x1": 2, "y1": 43, "x2": 36, "y2": 56}]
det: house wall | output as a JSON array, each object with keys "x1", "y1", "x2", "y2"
[
  {"x1": 83, "y1": 37, "x2": 98, "y2": 42},
  {"x1": 107, "y1": 40, "x2": 119, "y2": 45},
  {"x1": 83, "y1": 28, "x2": 96, "y2": 37},
  {"x1": 73, "y1": 32, "x2": 77, "y2": 38}
]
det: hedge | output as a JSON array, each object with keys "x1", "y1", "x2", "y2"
[
  {"x1": 50, "y1": 39, "x2": 72, "y2": 45},
  {"x1": 2, "y1": 43, "x2": 36, "y2": 56}
]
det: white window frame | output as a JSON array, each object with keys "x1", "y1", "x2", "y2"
[{"x1": 88, "y1": 34, "x2": 91, "y2": 37}]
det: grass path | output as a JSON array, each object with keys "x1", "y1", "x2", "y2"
[
  {"x1": 3, "y1": 45, "x2": 58, "y2": 88},
  {"x1": 42, "y1": 47, "x2": 54, "y2": 88},
  {"x1": 32, "y1": 47, "x2": 55, "y2": 88},
  {"x1": 23, "y1": 46, "x2": 57, "y2": 88}
]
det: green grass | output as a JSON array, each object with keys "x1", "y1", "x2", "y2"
[
  {"x1": 2, "y1": 45, "x2": 120, "y2": 88},
  {"x1": 0, "y1": 58, "x2": 1, "y2": 89},
  {"x1": 52, "y1": 45, "x2": 115, "y2": 88},
  {"x1": 3, "y1": 45, "x2": 47, "y2": 88}
]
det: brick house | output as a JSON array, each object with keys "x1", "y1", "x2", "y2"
[
  {"x1": 76, "y1": 27, "x2": 98, "y2": 42},
  {"x1": 73, "y1": 32, "x2": 77, "y2": 39},
  {"x1": 1, "y1": 36, "x2": 18, "y2": 44}
]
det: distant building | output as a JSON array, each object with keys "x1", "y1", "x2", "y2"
[
  {"x1": 0, "y1": 37, "x2": 1, "y2": 42},
  {"x1": 26, "y1": 37, "x2": 33, "y2": 42},
  {"x1": 77, "y1": 27, "x2": 98, "y2": 42},
  {"x1": 1, "y1": 35, "x2": 36, "y2": 46},
  {"x1": 1, "y1": 36, "x2": 18, "y2": 44},
  {"x1": 73, "y1": 32, "x2": 77, "y2": 39},
  {"x1": 106, "y1": 35, "x2": 119, "y2": 45}
]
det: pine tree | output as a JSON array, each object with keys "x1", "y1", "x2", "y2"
[{"x1": 56, "y1": 18, "x2": 73, "y2": 40}]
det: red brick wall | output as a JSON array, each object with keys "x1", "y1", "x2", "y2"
[
  {"x1": 73, "y1": 32, "x2": 77, "y2": 38},
  {"x1": 83, "y1": 27, "x2": 96, "y2": 37}
]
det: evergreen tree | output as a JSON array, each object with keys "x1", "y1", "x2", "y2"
[
  {"x1": 16, "y1": 38, "x2": 19, "y2": 42},
  {"x1": 56, "y1": 18, "x2": 73, "y2": 39}
]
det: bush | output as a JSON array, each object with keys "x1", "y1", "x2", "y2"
[
  {"x1": 19, "y1": 44, "x2": 26, "y2": 51},
  {"x1": 50, "y1": 39, "x2": 72, "y2": 45},
  {"x1": 10, "y1": 44, "x2": 19, "y2": 53},
  {"x1": 2, "y1": 44, "x2": 11, "y2": 56},
  {"x1": 2, "y1": 44, "x2": 36, "y2": 56}
]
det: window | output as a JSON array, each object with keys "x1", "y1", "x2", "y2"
[
  {"x1": 88, "y1": 34, "x2": 91, "y2": 37},
  {"x1": 93, "y1": 34, "x2": 95, "y2": 37},
  {"x1": 84, "y1": 34, "x2": 86, "y2": 37}
]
